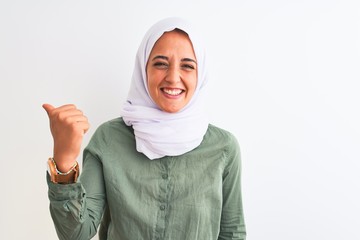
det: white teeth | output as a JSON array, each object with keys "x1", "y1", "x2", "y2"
[{"x1": 163, "y1": 89, "x2": 182, "y2": 95}]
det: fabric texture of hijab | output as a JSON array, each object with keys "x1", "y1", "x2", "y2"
[{"x1": 121, "y1": 17, "x2": 209, "y2": 160}]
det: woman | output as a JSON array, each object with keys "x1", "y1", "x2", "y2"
[{"x1": 43, "y1": 17, "x2": 246, "y2": 240}]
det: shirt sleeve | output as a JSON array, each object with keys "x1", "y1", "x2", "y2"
[
  {"x1": 47, "y1": 127, "x2": 107, "y2": 240},
  {"x1": 218, "y1": 134, "x2": 247, "y2": 240}
]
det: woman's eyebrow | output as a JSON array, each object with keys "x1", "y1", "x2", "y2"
[
  {"x1": 152, "y1": 55, "x2": 168, "y2": 61},
  {"x1": 181, "y1": 58, "x2": 197, "y2": 64},
  {"x1": 152, "y1": 55, "x2": 197, "y2": 64}
]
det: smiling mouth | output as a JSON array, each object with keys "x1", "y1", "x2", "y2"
[{"x1": 161, "y1": 88, "x2": 184, "y2": 96}]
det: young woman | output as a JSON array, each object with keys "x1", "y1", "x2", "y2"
[{"x1": 43, "y1": 17, "x2": 246, "y2": 240}]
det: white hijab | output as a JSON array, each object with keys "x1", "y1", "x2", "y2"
[{"x1": 121, "y1": 17, "x2": 209, "y2": 160}]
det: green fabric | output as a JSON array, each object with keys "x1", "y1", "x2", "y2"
[{"x1": 48, "y1": 118, "x2": 246, "y2": 240}]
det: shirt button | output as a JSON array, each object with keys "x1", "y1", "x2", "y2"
[
  {"x1": 162, "y1": 174, "x2": 168, "y2": 179},
  {"x1": 160, "y1": 205, "x2": 165, "y2": 210}
]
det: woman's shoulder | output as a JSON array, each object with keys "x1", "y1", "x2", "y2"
[
  {"x1": 206, "y1": 124, "x2": 239, "y2": 145},
  {"x1": 99, "y1": 117, "x2": 125, "y2": 127},
  {"x1": 202, "y1": 123, "x2": 240, "y2": 157},
  {"x1": 205, "y1": 124, "x2": 241, "y2": 169},
  {"x1": 91, "y1": 117, "x2": 133, "y2": 141},
  {"x1": 96, "y1": 117, "x2": 130, "y2": 131}
]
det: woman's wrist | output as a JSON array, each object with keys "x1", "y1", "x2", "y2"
[
  {"x1": 53, "y1": 154, "x2": 78, "y2": 172},
  {"x1": 50, "y1": 158, "x2": 78, "y2": 175},
  {"x1": 48, "y1": 158, "x2": 80, "y2": 184}
]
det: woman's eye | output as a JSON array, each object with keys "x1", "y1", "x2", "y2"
[
  {"x1": 153, "y1": 62, "x2": 168, "y2": 68},
  {"x1": 182, "y1": 64, "x2": 195, "y2": 70}
]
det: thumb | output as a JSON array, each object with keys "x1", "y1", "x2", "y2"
[{"x1": 42, "y1": 103, "x2": 55, "y2": 116}]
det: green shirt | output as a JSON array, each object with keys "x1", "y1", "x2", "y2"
[{"x1": 48, "y1": 118, "x2": 246, "y2": 240}]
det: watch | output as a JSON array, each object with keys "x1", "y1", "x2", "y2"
[{"x1": 47, "y1": 158, "x2": 79, "y2": 184}]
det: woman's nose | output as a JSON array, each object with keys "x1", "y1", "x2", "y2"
[{"x1": 165, "y1": 66, "x2": 180, "y2": 83}]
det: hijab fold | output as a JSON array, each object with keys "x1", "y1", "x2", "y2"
[{"x1": 121, "y1": 17, "x2": 209, "y2": 160}]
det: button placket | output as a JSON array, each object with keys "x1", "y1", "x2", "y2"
[
  {"x1": 154, "y1": 157, "x2": 172, "y2": 238},
  {"x1": 160, "y1": 172, "x2": 168, "y2": 211}
]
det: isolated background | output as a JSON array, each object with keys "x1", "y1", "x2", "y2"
[{"x1": 1, "y1": 0, "x2": 359, "y2": 239}]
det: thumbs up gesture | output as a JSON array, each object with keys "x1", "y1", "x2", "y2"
[{"x1": 43, "y1": 104, "x2": 90, "y2": 172}]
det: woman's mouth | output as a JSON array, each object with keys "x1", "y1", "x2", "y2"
[{"x1": 161, "y1": 88, "x2": 184, "y2": 96}]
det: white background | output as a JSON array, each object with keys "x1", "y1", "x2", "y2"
[{"x1": 1, "y1": 0, "x2": 359, "y2": 239}]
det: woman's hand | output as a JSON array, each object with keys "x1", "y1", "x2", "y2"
[{"x1": 43, "y1": 104, "x2": 90, "y2": 172}]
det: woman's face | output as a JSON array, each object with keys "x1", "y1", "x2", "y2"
[{"x1": 146, "y1": 30, "x2": 197, "y2": 113}]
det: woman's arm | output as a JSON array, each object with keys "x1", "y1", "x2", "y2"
[
  {"x1": 47, "y1": 134, "x2": 107, "y2": 240},
  {"x1": 44, "y1": 103, "x2": 106, "y2": 239},
  {"x1": 218, "y1": 135, "x2": 246, "y2": 240}
]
